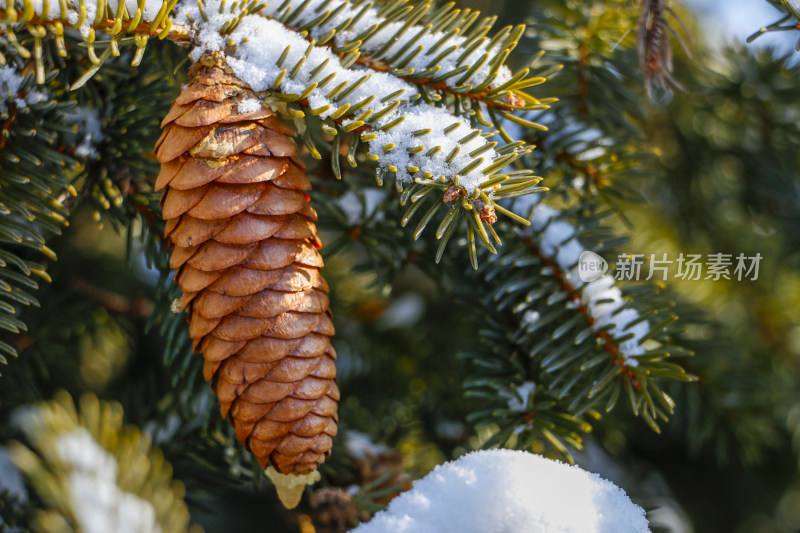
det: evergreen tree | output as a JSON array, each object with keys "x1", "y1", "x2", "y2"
[{"x1": 0, "y1": 0, "x2": 798, "y2": 531}]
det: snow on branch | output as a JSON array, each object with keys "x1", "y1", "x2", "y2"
[
  {"x1": 10, "y1": 392, "x2": 193, "y2": 533},
  {"x1": 2, "y1": 0, "x2": 188, "y2": 84},
  {"x1": 257, "y1": 0, "x2": 518, "y2": 96},
  {"x1": 12, "y1": 0, "x2": 546, "y2": 197},
  {"x1": 523, "y1": 198, "x2": 650, "y2": 366},
  {"x1": 1, "y1": 63, "x2": 105, "y2": 160},
  {"x1": 472, "y1": 196, "x2": 694, "y2": 432},
  {"x1": 15, "y1": 0, "x2": 166, "y2": 36},
  {"x1": 14, "y1": 0, "x2": 550, "y2": 260},
  {"x1": 176, "y1": 0, "x2": 534, "y2": 193},
  {"x1": 0, "y1": 64, "x2": 46, "y2": 114},
  {"x1": 53, "y1": 428, "x2": 163, "y2": 533},
  {"x1": 352, "y1": 449, "x2": 650, "y2": 533}
]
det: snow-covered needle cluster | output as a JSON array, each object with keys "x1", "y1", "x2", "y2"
[
  {"x1": 176, "y1": 0, "x2": 539, "y2": 193},
  {"x1": 4, "y1": 0, "x2": 177, "y2": 84},
  {"x1": 9, "y1": 393, "x2": 193, "y2": 533},
  {"x1": 49, "y1": 429, "x2": 163, "y2": 533},
  {"x1": 258, "y1": 0, "x2": 517, "y2": 92},
  {"x1": 0, "y1": 64, "x2": 45, "y2": 113},
  {"x1": 11, "y1": 0, "x2": 551, "y2": 257},
  {"x1": 529, "y1": 203, "x2": 650, "y2": 363},
  {"x1": 18, "y1": 0, "x2": 166, "y2": 36}
]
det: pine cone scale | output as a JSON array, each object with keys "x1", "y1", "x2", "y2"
[{"x1": 158, "y1": 65, "x2": 337, "y2": 475}]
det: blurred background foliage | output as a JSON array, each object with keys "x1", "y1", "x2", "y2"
[{"x1": 2, "y1": 1, "x2": 800, "y2": 532}]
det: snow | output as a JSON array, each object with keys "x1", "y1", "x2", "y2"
[
  {"x1": 0, "y1": 65, "x2": 25, "y2": 113},
  {"x1": 364, "y1": 108, "x2": 493, "y2": 191},
  {"x1": 55, "y1": 429, "x2": 163, "y2": 533},
  {"x1": 0, "y1": 64, "x2": 45, "y2": 113},
  {"x1": 520, "y1": 199, "x2": 650, "y2": 361},
  {"x1": 507, "y1": 381, "x2": 536, "y2": 412},
  {"x1": 173, "y1": 0, "x2": 516, "y2": 192},
  {"x1": 539, "y1": 220, "x2": 575, "y2": 258},
  {"x1": 106, "y1": 0, "x2": 164, "y2": 23},
  {"x1": 521, "y1": 310, "x2": 540, "y2": 328},
  {"x1": 237, "y1": 96, "x2": 262, "y2": 114},
  {"x1": 351, "y1": 449, "x2": 650, "y2": 533},
  {"x1": 0, "y1": 447, "x2": 26, "y2": 500},
  {"x1": 25, "y1": 0, "x2": 164, "y2": 37},
  {"x1": 64, "y1": 106, "x2": 105, "y2": 158},
  {"x1": 256, "y1": 0, "x2": 513, "y2": 91},
  {"x1": 345, "y1": 430, "x2": 391, "y2": 458}
]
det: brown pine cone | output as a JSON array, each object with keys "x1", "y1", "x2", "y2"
[{"x1": 155, "y1": 63, "x2": 338, "y2": 476}]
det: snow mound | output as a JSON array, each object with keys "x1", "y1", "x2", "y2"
[{"x1": 351, "y1": 449, "x2": 650, "y2": 533}]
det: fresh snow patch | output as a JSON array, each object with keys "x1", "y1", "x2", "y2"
[
  {"x1": 237, "y1": 96, "x2": 262, "y2": 114},
  {"x1": 352, "y1": 449, "x2": 650, "y2": 533}
]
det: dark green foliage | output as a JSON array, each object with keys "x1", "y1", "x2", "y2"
[
  {"x1": 463, "y1": 207, "x2": 690, "y2": 459},
  {"x1": 0, "y1": 490, "x2": 32, "y2": 532},
  {"x1": 0, "y1": 49, "x2": 75, "y2": 369},
  {"x1": 0, "y1": 1, "x2": 798, "y2": 533}
]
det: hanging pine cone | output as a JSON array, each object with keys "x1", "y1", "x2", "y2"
[{"x1": 155, "y1": 60, "x2": 338, "y2": 476}]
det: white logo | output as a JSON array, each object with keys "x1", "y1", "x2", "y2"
[{"x1": 578, "y1": 251, "x2": 608, "y2": 282}]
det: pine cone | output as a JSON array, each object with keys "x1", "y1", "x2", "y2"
[{"x1": 155, "y1": 63, "x2": 338, "y2": 475}]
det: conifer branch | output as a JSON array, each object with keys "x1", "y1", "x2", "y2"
[
  {"x1": 751, "y1": 1, "x2": 800, "y2": 50},
  {"x1": 520, "y1": 236, "x2": 640, "y2": 377},
  {"x1": 172, "y1": 0, "x2": 546, "y2": 263},
  {"x1": 2, "y1": 0, "x2": 554, "y2": 263},
  {"x1": 0, "y1": 61, "x2": 74, "y2": 368},
  {"x1": 468, "y1": 198, "x2": 692, "y2": 437}
]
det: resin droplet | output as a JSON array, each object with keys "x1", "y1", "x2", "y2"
[{"x1": 265, "y1": 466, "x2": 321, "y2": 509}]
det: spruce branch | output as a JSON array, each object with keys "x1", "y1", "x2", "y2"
[
  {"x1": 263, "y1": 0, "x2": 546, "y2": 113},
  {"x1": 0, "y1": 59, "x2": 75, "y2": 370},
  {"x1": 169, "y1": 0, "x2": 549, "y2": 264},
  {"x1": 466, "y1": 198, "x2": 692, "y2": 441},
  {"x1": 663, "y1": 300, "x2": 787, "y2": 466},
  {"x1": 9, "y1": 391, "x2": 197, "y2": 532},
  {"x1": 3, "y1": 0, "x2": 555, "y2": 264},
  {"x1": 752, "y1": 1, "x2": 800, "y2": 50},
  {"x1": 0, "y1": 0, "x2": 189, "y2": 86}
]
